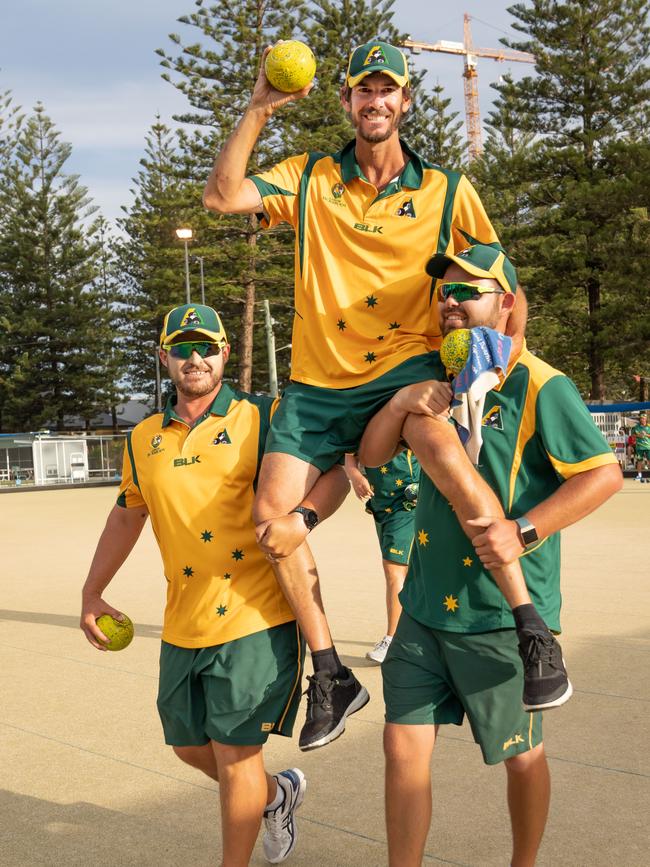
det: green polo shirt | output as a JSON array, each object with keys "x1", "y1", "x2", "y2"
[
  {"x1": 401, "y1": 347, "x2": 619, "y2": 634},
  {"x1": 117, "y1": 384, "x2": 294, "y2": 648},
  {"x1": 365, "y1": 450, "x2": 420, "y2": 516},
  {"x1": 632, "y1": 423, "x2": 650, "y2": 452}
]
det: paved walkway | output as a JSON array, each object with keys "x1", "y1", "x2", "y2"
[{"x1": 1, "y1": 482, "x2": 648, "y2": 865}]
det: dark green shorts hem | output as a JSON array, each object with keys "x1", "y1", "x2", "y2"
[
  {"x1": 157, "y1": 622, "x2": 305, "y2": 748},
  {"x1": 382, "y1": 612, "x2": 543, "y2": 765}
]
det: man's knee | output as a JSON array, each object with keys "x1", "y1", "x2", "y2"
[
  {"x1": 504, "y1": 742, "x2": 546, "y2": 775},
  {"x1": 384, "y1": 723, "x2": 436, "y2": 765}
]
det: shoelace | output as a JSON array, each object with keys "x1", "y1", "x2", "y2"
[
  {"x1": 522, "y1": 632, "x2": 557, "y2": 669},
  {"x1": 373, "y1": 637, "x2": 391, "y2": 652},
  {"x1": 303, "y1": 672, "x2": 335, "y2": 714}
]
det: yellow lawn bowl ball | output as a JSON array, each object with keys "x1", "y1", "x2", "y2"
[
  {"x1": 96, "y1": 614, "x2": 134, "y2": 651},
  {"x1": 440, "y1": 328, "x2": 472, "y2": 376},
  {"x1": 265, "y1": 41, "x2": 316, "y2": 93}
]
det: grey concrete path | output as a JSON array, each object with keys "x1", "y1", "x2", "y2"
[{"x1": 1, "y1": 481, "x2": 648, "y2": 866}]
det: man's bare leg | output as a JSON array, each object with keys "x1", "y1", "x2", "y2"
[
  {"x1": 384, "y1": 723, "x2": 437, "y2": 867},
  {"x1": 383, "y1": 560, "x2": 408, "y2": 637},
  {"x1": 505, "y1": 744, "x2": 550, "y2": 867},
  {"x1": 211, "y1": 741, "x2": 269, "y2": 867},
  {"x1": 403, "y1": 413, "x2": 531, "y2": 609},
  {"x1": 172, "y1": 744, "x2": 276, "y2": 799}
]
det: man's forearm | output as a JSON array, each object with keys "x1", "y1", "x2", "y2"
[
  {"x1": 82, "y1": 505, "x2": 148, "y2": 600},
  {"x1": 203, "y1": 107, "x2": 268, "y2": 211},
  {"x1": 525, "y1": 463, "x2": 622, "y2": 540}
]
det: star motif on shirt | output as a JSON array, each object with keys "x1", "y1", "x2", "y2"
[
  {"x1": 364, "y1": 351, "x2": 376, "y2": 363},
  {"x1": 365, "y1": 295, "x2": 378, "y2": 308},
  {"x1": 183, "y1": 566, "x2": 194, "y2": 577},
  {"x1": 385, "y1": 507, "x2": 393, "y2": 513},
  {"x1": 232, "y1": 549, "x2": 244, "y2": 561},
  {"x1": 463, "y1": 556, "x2": 473, "y2": 567},
  {"x1": 200, "y1": 530, "x2": 213, "y2": 542},
  {"x1": 443, "y1": 594, "x2": 459, "y2": 612},
  {"x1": 395, "y1": 479, "x2": 404, "y2": 487},
  {"x1": 388, "y1": 321, "x2": 400, "y2": 329},
  {"x1": 380, "y1": 466, "x2": 388, "y2": 474},
  {"x1": 337, "y1": 319, "x2": 346, "y2": 331},
  {"x1": 377, "y1": 335, "x2": 385, "y2": 341},
  {"x1": 216, "y1": 605, "x2": 228, "y2": 617},
  {"x1": 418, "y1": 529, "x2": 429, "y2": 546},
  {"x1": 223, "y1": 572, "x2": 232, "y2": 580}
]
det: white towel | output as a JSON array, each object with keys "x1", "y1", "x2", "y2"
[{"x1": 450, "y1": 327, "x2": 512, "y2": 465}]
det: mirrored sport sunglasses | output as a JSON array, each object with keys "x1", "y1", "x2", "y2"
[
  {"x1": 437, "y1": 281, "x2": 505, "y2": 303},
  {"x1": 163, "y1": 341, "x2": 223, "y2": 360}
]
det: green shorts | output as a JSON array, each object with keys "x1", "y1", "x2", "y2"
[
  {"x1": 157, "y1": 622, "x2": 305, "y2": 747},
  {"x1": 635, "y1": 448, "x2": 650, "y2": 464},
  {"x1": 266, "y1": 353, "x2": 445, "y2": 472},
  {"x1": 370, "y1": 506, "x2": 415, "y2": 565},
  {"x1": 382, "y1": 611, "x2": 543, "y2": 765}
]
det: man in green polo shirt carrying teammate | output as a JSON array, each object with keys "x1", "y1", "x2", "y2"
[
  {"x1": 80, "y1": 304, "x2": 349, "y2": 866},
  {"x1": 358, "y1": 247, "x2": 623, "y2": 866},
  {"x1": 203, "y1": 38, "x2": 543, "y2": 753}
]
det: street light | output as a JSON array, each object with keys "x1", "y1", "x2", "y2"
[
  {"x1": 175, "y1": 227, "x2": 193, "y2": 303},
  {"x1": 192, "y1": 255, "x2": 206, "y2": 305}
]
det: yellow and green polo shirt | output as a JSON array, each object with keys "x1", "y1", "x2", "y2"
[
  {"x1": 117, "y1": 384, "x2": 294, "y2": 649},
  {"x1": 250, "y1": 139, "x2": 498, "y2": 389},
  {"x1": 400, "y1": 345, "x2": 619, "y2": 634}
]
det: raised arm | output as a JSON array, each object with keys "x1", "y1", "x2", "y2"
[
  {"x1": 80, "y1": 503, "x2": 148, "y2": 650},
  {"x1": 203, "y1": 46, "x2": 313, "y2": 214}
]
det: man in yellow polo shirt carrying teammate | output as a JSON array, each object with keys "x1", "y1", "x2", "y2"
[
  {"x1": 80, "y1": 304, "x2": 348, "y2": 866},
  {"x1": 203, "y1": 39, "x2": 532, "y2": 752}
]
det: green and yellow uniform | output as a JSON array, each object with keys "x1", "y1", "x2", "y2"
[
  {"x1": 118, "y1": 384, "x2": 303, "y2": 745},
  {"x1": 251, "y1": 141, "x2": 496, "y2": 388},
  {"x1": 364, "y1": 450, "x2": 420, "y2": 565},
  {"x1": 251, "y1": 140, "x2": 497, "y2": 468},
  {"x1": 631, "y1": 421, "x2": 650, "y2": 460},
  {"x1": 383, "y1": 345, "x2": 618, "y2": 763}
]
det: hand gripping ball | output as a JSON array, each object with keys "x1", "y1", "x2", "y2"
[
  {"x1": 96, "y1": 614, "x2": 134, "y2": 651},
  {"x1": 440, "y1": 328, "x2": 471, "y2": 376},
  {"x1": 265, "y1": 41, "x2": 316, "y2": 93}
]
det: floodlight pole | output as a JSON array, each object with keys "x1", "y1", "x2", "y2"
[
  {"x1": 263, "y1": 299, "x2": 278, "y2": 398},
  {"x1": 154, "y1": 348, "x2": 162, "y2": 413},
  {"x1": 175, "y1": 228, "x2": 193, "y2": 303}
]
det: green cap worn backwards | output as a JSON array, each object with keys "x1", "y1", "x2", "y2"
[
  {"x1": 160, "y1": 304, "x2": 228, "y2": 347},
  {"x1": 346, "y1": 39, "x2": 410, "y2": 88}
]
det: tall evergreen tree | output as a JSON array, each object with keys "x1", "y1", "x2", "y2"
[
  {"x1": 489, "y1": 0, "x2": 650, "y2": 398},
  {"x1": 0, "y1": 104, "x2": 117, "y2": 431}
]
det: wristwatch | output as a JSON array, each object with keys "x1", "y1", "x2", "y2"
[
  {"x1": 514, "y1": 516, "x2": 539, "y2": 549},
  {"x1": 290, "y1": 506, "x2": 319, "y2": 532}
]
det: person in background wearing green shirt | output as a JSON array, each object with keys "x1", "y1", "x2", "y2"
[
  {"x1": 632, "y1": 410, "x2": 650, "y2": 479},
  {"x1": 359, "y1": 248, "x2": 623, "y2": 867},
  {"x1": 344, "y1": 451, "x2": 420, "y2": 663}
]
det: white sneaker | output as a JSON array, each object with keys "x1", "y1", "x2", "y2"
[
  {"x1": 263, "y1": 768, "x2": 306, "y2": 863},
  {"x1": 366, "y1": 635, "x2": 393, "y2": 664}
]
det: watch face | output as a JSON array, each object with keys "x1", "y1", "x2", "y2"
[{"x1": 303, "y1": 509, "x2": 318, "y2": 530}]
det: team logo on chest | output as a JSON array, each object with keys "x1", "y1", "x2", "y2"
[
  {"x1": 212, "y1": 429, "x2": 232, "y2": 445},
  {"x1": 482, "y1": 405, "x2": 504, "y2": 431},
  {"x1": 323, "y1": 182, "x2": 347, "y2": 208},
  {"x1": 147, "y1": 434, "x2": 165, "y2": 457},
  {"x1": 396, "y1": 198, "x2": 416, "y2": 219}
]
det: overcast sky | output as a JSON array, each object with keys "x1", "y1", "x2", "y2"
[{"x1": 0, "y1": 0, "x2": 532, "y2": 223}]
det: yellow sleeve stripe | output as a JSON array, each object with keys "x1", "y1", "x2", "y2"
[{"x1": 547, "y1": 451, "x2": 618, "y2": 479}]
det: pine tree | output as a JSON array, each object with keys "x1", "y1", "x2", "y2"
[
  {"x1": 492, "y1": 0, "x2": 650, "y2": 398},
  {"x1": 0, "y1": 104, "x2": 117, "y2": 431}
]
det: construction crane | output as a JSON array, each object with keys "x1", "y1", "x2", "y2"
[{"x1": 403, "y1": 14, "x2": 535, "y2": 160}]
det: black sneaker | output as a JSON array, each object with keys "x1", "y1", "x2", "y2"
[
  {"x1": 518, "y1": 627, "x2": 573, "y2": 712},
  {"x1": 298, "y1": 667, "x2": 369, "y2": 751}
]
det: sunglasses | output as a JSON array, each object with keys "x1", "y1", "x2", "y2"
[
  {"x1": 164, "y1": 341, "x2": 223, "y2": 360},
  {"x1": 437, "y1": 282, "x2": 505, "y2": 303}
]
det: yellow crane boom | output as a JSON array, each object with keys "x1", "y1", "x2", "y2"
[{"x1": 403, "y1": 14, "x2": 535, "y2": 160}]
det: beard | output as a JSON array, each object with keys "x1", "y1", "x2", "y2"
[
  {"x1": 170, "y1": 366, "x2": 221, "y2": 398},
  {"x1": 351, "y1": 108, "x2": 405, "y2": 144}
]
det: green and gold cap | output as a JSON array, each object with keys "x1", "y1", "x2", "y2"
[
  {"x1": 345, "y1": 40, "x2": 410, "y2": 88},
  {"x1": 426, "y1": 243, "x2": 518, "y2": 294},
  {"x1": 160, "y1": 304, "x2": 228, "y2": 347}
]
